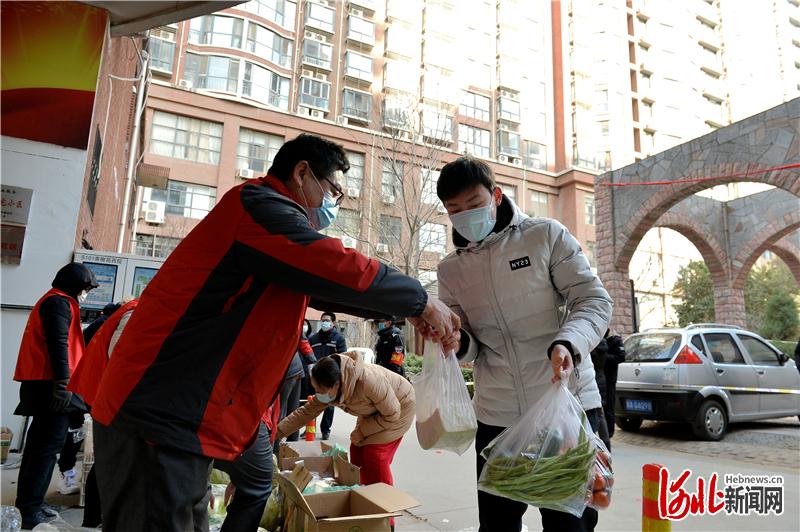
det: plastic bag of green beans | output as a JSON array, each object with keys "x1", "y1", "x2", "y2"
[{"x1": 478, "y1": 378, "x2": 607, "y2": 517}]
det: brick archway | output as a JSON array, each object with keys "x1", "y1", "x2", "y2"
[
  {"x1": 733, "y1": 219, "x2": 800, "y2": 289},
  {"x1": 769, "y1": 236, "x2": 800, "y2": 285},
  {"x1": 597, "y1": 99, "x2": 800, "y2": 334}
]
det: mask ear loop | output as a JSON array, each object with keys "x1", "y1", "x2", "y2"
[{"x1": 297, "y1": 165, "x2": 323, "y2": 229}]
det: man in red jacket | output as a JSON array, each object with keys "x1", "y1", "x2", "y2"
[
  {"x1": 90, "y1": 134, "x2": 460, "y2": 530},
  {"x1": 13, "y1": 262, "x2": 97, "y2": 529}
]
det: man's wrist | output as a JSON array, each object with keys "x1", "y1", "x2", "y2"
[{"x1": 547, "y1": 341, "x2": 580, "y2": 364}]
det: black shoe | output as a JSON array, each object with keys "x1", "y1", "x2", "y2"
[
  {"x1": 22, "y1": 511, "x2": 54, "y2": 529},
  {"x1": 41, "y1": 503, "x2": 61, "y2": 517},
  {"x1": 321, "y1": 432, "x2": 330, "y2": 440}
]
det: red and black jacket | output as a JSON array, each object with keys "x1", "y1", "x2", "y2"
[
  {"x1": 91, "y1": 177, "x2": 428, "y2": 460},
  {"x1": 69, "y1": 299, "x2": 139, "y2": 407}
]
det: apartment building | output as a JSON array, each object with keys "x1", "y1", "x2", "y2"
[{"x1": 124, "y1": 0, "x2": 798, "y2": 334}]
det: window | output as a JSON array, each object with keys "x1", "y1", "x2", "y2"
[
  {"x1": 497, "y1": 129, "x2": 520, "y2": 157},
  {"x1": 600, "y1": 120, "x2": 610, "y2": 137},
  {"x1": 237, "y1": 129, "x2": 283, "y2": 173},
  {"x1": 422, "y1": 109, "x2": 453, "y2": 142},
  {"x1": 383, "y1": 98, "x2": 410, "y2": 129},
  {"x1": 420, "y1": 222, "x2": 447, "y2": 254},
  {"x1": 458, "y1": 125, "x2": 491, "y2": 158},
  {"x1": 459, "y1": 91, "x2": 490, "y2": 121},
  {"x1": 242, "y1": 0, "x2": 296, "y2": 29},
  {"x1": 344, "y1": 152, "x2": 364, "y2": 192},
  {"x1": 342, "y1": 89, "x2": 372, "y2": 120},
  {"x1": 421, "y1": 168, "x2": 439, "y2": 205},
  {"x1": 247, "y1": 23, "x2": 293, "y2": 68},
  {"x1": 703, "y1": 333, "x2": 745, "y2": 364},
  {"x1": 528, "y1": 190, "x2": 549, "y2": 218},
  {"x1": 738, "y1": 336, "x2": 780, "y2": 366},
  {"x1": 345, "y1": 52, "x2": 372, "y2": 81},
  {"x1": 531, "y1": 112, "x2": 547, "y2": 139},
  {"x1": 243, "y1": 63, "x2": 290, "y2": 109},
  {"x1": 134, "y1": 234, "x2": 182, "y2": 258},
  {"x1": 150, "y1": 111, "x2": 223, "y2": 164},
  {"x1": 383, "y1": 60, "x2": 416, "y2": 91},
  {"x1": 328, "y1": 208, "x2": 361, "y2": 238},
  {"x1": 584, "y1": 193, "x2": 595, "y2": 225},
  {"x1": 691, "y1": 335, "x2": 708, "y2": 356},
  {"x1": 381, "y1": 159, "x2": 402, "y2": 197},
  {"x1": 348, "y1": 15, "x2": 375, "y2": 44},
  {"x1": 184, "y1": 54, "x2": 240, "y2": 92},
  {"x1": 299, "y1": 77, "x2": 330, "y2": 110},
  {"x1": 305, "y1": 2, "x2": 335, "y2": 33},
  {"x1": 499, "y1": 184, "x2": 517, "y2": 202},
  {"x1": 87, "y1": 129, "x2": 101, "y2": 215},
  {"x1": 163, "y1": 180, "x2": 216, "y2": 219},
  {"x1": 418, "y1": 270, "x2": 438, "y2": 294},
  {"x1": 498, "y1": 97, "x2": 520, "y2": 122},
  {"x1": 303, "y1": 39, "x2": 332, "y2": 69},
  {"x1": 149, "y1": 33, "x2": 176, "y2": 73},
  {"x1": 596, "y1": 89, "x2": 609, "y2": 113},
  {"x1": 524, "y1": 141, "x2": 547, "y2": 170},
  {"x1": 188, "y1": 15, "x2": 243, "y2": 48},
  {"x1": 625, "y1": 333, "x2": 682, "y2": 362},
  {"x1": 379, "y1": 214, "x2": 401, "y2": 246}
]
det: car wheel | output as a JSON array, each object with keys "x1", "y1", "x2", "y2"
[
  {"x1": 692, "y1": 400, "x2": 727, "y2": 441},
  {"x1": 616, "y1": 416, "x2": 642, "y2": 432}
]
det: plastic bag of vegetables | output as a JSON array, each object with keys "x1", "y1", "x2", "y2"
[
  {"x1": 414, "y1": 341, "x2": 477, "y2": 455},
  {"x1": 478, "y1": 378, "x2": 609, "y2": 517}
]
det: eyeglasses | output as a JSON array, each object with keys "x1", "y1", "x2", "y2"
[{"x1": 308, "y1": 165, "x2": 345, "y2": 207}]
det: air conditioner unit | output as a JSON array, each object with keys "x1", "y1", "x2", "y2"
[
  {"x1": 236, "y1": 168, "x2": 255, "y2": 180},
  {"x1": 436, "y1": 203, "x2": 447, "y2": 214},
  {"x1": 351, "y1": 8, "x2": 364, "y2": 17},
  {"x1": 314, "y1": 72, "x2": 327, "y2": 81},
  {"x1": 347, "y1": 187, "x2": 361, "y2": 198},
  {"x1": 302, "y1": 69, "x2": 314, "y2": 78},
  {"x1": 178, "y1": 79, "x2": 193, "y2": 89},
  {"x1": 382, "y1": 194, "x2": 396, "y2": 205},
  {"x1": 376, "y1": 243, "x2": 389, "y2": 253},
  {"x1": 498, "y1": 154, "x2": 510, "y2": 163},
  {"x1": 337, "y1": 116, "x2": 350, "y2": 126},
  {"x1": 142, "y1": 200, "x2": 166, "y2": 224},
  {"x1": 310, "y1": 109, "x2": 325, "y2": 119},
  {"x1": 341, "y1": 236, "x2": 357, "y2": 248}
]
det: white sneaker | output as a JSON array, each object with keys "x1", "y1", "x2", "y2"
[{"x1": 58, "y1": 468, "x2": 79, "y2": 495}]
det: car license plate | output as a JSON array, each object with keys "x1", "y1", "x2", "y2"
[{"x1": 626, "y1": 398, "x2": 653, "y2": 413}]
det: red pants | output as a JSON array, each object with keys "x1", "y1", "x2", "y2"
[{"x1": 349, "y1": 437, "x2": 402, "y2": 486}]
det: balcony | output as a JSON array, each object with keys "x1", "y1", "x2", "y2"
[
  {"x1": 347, "y1": 15, "x2": 375, "y2": 47},
  {"x1": 349, "y1": 0, "x2": 377, "y2": 12},
  {"x1": 695, "y1": 21, "x2": 720, "y2": 50},
  {"x1": 696, "y1": 1, "x2": 719, "y2": 27}
]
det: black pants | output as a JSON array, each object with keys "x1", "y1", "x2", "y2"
[
  {"x1": 603, "y1": 365, "x2": 619, "y2": 438},
  {"x1": 94, "y1": 422, "x2": 212, "y2": 532},
  {"x1": 15, "y1": 411, "x2": 70, "y2": 519},
  {"x1": 82, "y1": 465, "x2": 102, "y2": 527},
  {"x1": 57, "y1": 409, "x2": 85, "y2": 473},
  {"x1": 280, "y1": 377, "x2": 302, "y2": 441},
  {"x1": 476, "y1": 410, "x2": 604, "y2": 532},
  {"x1": 214, "y1": 422, "x2": 273, "y2": 532},
  {"x1": 320, "y1": 406, "x2": 335, "y2": 435}
]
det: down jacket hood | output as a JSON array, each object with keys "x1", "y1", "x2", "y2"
[{"x1": 52, "y1": 262, "x2": 98, "y2": 299}]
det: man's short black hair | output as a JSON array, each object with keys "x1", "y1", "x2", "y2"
[
  {"x1": 311, "y1": 356, "x2": 341, "y2": 389},
  {"x1": 437, "y1": 156, "x2": 495, "y2": 202},
  {"x1": 321, "y1": 312, "x2": 336, "y2": 322},
  {"x1": 268, "y1": 134, "x2": 349, "y2": 182}
]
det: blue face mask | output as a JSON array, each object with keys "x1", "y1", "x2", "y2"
[
  {"x1": 320, "y1": 320, "x2": 333, "y2": 332},
  {"x1": 450, "y1": 203, "x2": 496, "y2": 243},
  {"x1": 316, "y1": 392, "x2": 335, "y2": 404},
  {"x1": 306, "y1": 168, "x2": 339, "y2": 230},
  {"x1": 377, "y1": 322, "x2": 386, "y2": 331}
]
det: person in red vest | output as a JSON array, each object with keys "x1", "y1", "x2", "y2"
[
  {"x1": 13, "y1": 262, "x2": 97, "y2": 529},
  {"x1": 68, "y1": 297, "x2": 138, "y2": 528},
  {"x1": 90, "y1": 134, "x2": 460, "y2": 531}
]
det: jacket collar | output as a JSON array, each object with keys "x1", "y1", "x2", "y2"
[
  {"x1": 453, "y1": 195, "x2": 528, "y2": 251},
  {"x1": 261, "y1": 175, "x2": 304, "y2": 206},
  {"x1": 336, "y1": 353, "x2": 363, "y2": 405}
]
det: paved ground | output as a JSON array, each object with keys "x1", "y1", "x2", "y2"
[{"x1": 2, "y1": 414, "x2": 798, "y2": 531}]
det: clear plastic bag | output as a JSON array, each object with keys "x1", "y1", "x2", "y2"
[
  {"x1": 478, "y1": 379, "x2": 609, "y2": 517},
  {"x1": 414, "y1": 341, "x2": 477, "y2": 455}
]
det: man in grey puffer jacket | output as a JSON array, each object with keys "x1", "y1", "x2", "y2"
[{"x1": 436, "y1": 157, "x2": 612, "y2": 532}]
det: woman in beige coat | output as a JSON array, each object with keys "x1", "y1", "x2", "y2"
[{"x1": 276, "y1": 351, "x2": 414, "y2": 488}]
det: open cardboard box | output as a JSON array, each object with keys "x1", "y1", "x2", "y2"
[
  {"x1": 278, "y1": 472, "x2": 420, "y2": 532},
  {"x1": 278, "y1": 440, "x2": 336, "y2": 462},
  {"x1": 281, "y1": 454, "x2": 361, "y2": 488}
]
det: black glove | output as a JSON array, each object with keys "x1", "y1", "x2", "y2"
[{"x1": 51, "y1": 380, "x2": 73, "y2": 412}]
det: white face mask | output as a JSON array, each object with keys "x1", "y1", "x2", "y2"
[{"x1": 77, "y1": 291, "x2": 88, "y2": 304}]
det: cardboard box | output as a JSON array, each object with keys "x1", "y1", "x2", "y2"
[
  {"x1": 281, "y1": 454, "x2": 361, "y2": 488},
  {"x1": 278, "y1": 440, "x2": 336, "y2": 463},
  {"x1": 278, "y1": 475, "x2": 420, "y2": 532}
]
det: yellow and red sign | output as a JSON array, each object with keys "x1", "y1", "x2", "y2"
[{"x1": 1, "y1": 1, "x2": 107, "y2": 149}]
